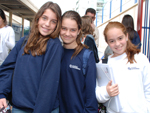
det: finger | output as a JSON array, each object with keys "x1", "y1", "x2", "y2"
[
  {"x1": 0, "y1": 99, "x2": 7, "y2": 109},
  {"x1": 111, "y1": 86, "x2": 119, "y2": 91},
  {"x1": 111, "y1": 91, "x2": 119, "y2": 97},
  {"x1": 111, "y1": 84, "x2": 118, "y2": 88},
  {"x1": 3, "y1": 101, "x2": 7, "y2": 108},
  {"x1": 109, "y1": 88, "x2": 119, "y2": 96},
  {"x1": 108, "y1": 80, "x2": 112, "y2": 86}
]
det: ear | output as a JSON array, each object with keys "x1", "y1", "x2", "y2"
[{"x1": 93, "y1": 17, "x2": 96, "y2": 21}]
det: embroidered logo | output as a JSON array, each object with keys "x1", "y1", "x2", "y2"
[
  {"x1": 128, "y1": 67, "x2": 139, "y2": 70},
  {"x1": 69, "y1": 64, "x2": 81, "y2": 70}
]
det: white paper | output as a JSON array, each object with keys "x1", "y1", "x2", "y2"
[{"x1": 96, "y1": 63, "x2": 122, "y2": 112}]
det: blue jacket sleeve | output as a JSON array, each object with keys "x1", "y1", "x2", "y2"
[
  {"x1": 84, "y1": 52, "x2": 98, "y2": 113},
  {"x1": 33, "y1": 39, "x2": 63, "y2": 113},
  {"x1": 0, "y1": 37, "x2": 25, "y2": 99}
]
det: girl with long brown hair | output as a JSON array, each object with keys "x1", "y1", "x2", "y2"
[
  {"x1": 59, "y1": 10, "x2": 98, "y2": 113},
  {"x1": 96, "y1": 21, "x2": 150, "y2": 113},
  {"x1": 0, "y1": 2, "x2": 63, "y2": 113}
]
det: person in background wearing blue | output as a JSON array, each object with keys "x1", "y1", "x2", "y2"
[
  {"x1": 85, "y1": 8, "x2": 99, "y2": 48},
  {"x1": 0, "y1": 1, "x2": 63, "y2": 113},
  {"x1": 96, "y1": 22, "x2": 150, "y2": 113},
  {"x1": 0, "y1": 9, "x2": 15, "y2": 65},
  {"x1": 81, "y1": 15, "x2": 99, "y2": 63},
  {"x1": 122, "y1": 14, "x2": 141, "y2": 49},
  {"x1": 59, "y1": 10, "x2": 98, "y2": 113}
]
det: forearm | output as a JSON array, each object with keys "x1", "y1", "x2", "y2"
[
  {"x1": 96, "y1": 86, "x2": 110, "y2": 103},
  {"x1": 6, "y1": 28, "x2": 15, "y2": 50}
]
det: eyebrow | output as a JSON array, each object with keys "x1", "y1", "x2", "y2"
[{"x1": 108, "y1": 35, "x2": 124, "y2": 41}]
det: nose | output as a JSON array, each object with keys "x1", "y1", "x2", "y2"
[
  {"x1": 115, "y1": 40, "x2": 120, "y2": 46},
  {"x1": 45, "y1": 20, "x2": 50, "y2": 27},
  {"x1": 66, "y1": 30, "x2": 70, "y2": 35}
]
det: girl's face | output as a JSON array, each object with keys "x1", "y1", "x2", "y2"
[
  {"x1": 0, "y1": 16, "x2": 5, "y2": 28},
  {"x1": 38, "y1": 9, "x2": 57, "y2": 37},
  {"x1": 106, "y1": 27, "x2": 128, "y2": 57},
  {"x1": 60, "y1": 18, "x2": 80, "y2": 49}
]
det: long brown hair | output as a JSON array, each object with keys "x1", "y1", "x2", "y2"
[
  {"x1": 122, "y1": 14, "x2": 137, "y2": 41},
  {"x1": 104, "y1": 21, "x2": 140, "y2": 63},
  {"x1": 61, "y1": 11, "x2": 87, "y2": 58},
  {"x1": 24, "y1": 2, "x2": 62, "y2": 56}
]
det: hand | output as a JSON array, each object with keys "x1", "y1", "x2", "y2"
[
  {"x1": 106, "y1": 80, "x2": 119, "y2": 97},
  {"x1": 0, "y1": 98, "x2": 7, "y2": 109}
]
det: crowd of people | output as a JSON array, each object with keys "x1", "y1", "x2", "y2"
[{"x1": 0, "y1": 1, "x2": 149, "y2": 113}]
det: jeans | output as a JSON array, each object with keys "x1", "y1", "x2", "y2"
[{"x1": 12, "y1": 107, "x2": 59, "y2": 113}]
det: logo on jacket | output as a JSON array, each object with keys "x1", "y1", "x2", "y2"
[
  {"x1": 128, "y1": 67, "x2": 139, "y2": 70},
  {"x1": 69, "y1": 64, "x2": 81, "y2": 70}
]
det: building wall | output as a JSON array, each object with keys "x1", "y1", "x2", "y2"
[{"x1": 97, "y1": 1, "x2": 139, "y2": 55}]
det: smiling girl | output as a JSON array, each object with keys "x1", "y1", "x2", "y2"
[
  {"x1": 0, "y1": 2, "x2": 63, "y2": 113},
  {"x1": 59, "y1": 10, "x2": 98, "y2": 113},
  {"x1": 96, "y1": 22, "x2": 150, "y2": 113}
]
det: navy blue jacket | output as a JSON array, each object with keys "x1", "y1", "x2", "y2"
[
  {"x1": 0, "y1": 37, "x2": 63, "y2": 113},
  {"x1": 59, "y1": 48, "x2": 98, "y2": 113},
  {"x1": 132, "y1": 31, "x2": 141, "y2": 49},
  {"x1": 84, "y1": 35, "x2": 99, "y2": 63}
]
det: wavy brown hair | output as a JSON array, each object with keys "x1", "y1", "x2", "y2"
[
  {"x1": 104, "y1": 21, "x2": 140, "y2": 63},
  {"x1": 23, "y1": 2, "x2": 62, "y2": 56},
  {"x1": 61, "y1": 11, "x2": 87, "y2": 58},
  {"x1": 81, "y1": 15, "x2": 95, "y2": 38}
]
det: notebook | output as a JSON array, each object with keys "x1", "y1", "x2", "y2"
[{"x1": 96, "y1": 63, "x2": 122, "y2": 112}]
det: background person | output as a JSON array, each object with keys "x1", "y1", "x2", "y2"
[
  {"x1": 0, "y1": 2, "x2": 63, "y2": 113},
  {"x1": 96, "y1": 21, "x2": 150, "y2": 113},
  {"x1": 0, "y1": 9, "x2": 15, "y2": 65},
  {"x1": 85, "y1": 8, "x2": 99, "y2": 47},
  {"x1": 122, "y1": 14, "x2": 141, "y2": 49},
  {"x1": 59, "y1": 10, "x2": 98, "y2": 113},
  {"x1": 81, "y1": 15, "x2": 99, "y2": 63}
]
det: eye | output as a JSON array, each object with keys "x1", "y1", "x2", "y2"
[
  {"x1": 42, "y1": 16, "x2": 47, "y2": 20},
  {"x1": 71, "y1": 29, "x2": 76, "y2": 32},
  {"x1": 119, "y1": 37, "x2": 123, "y2": 40},
  {"x1": 110, "y1": 40, "x2": 114, "y2": 43},
  {"x1": 61, "y1": 27, "x2": 66, "y2": 30},
  {"x1": 108, "y1": 39, "x2": 114, "y2": 43},
  {"x1": 52, "y1": 20, "x2": 57, "y2": 24}
]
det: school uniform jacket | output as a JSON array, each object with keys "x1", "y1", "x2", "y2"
[
  {"x1": 0, "y1": 37, "x2": 63, "y2": 113},
  {"x1": 59, "y1": 48, "x2": 98, "y2": 113}
]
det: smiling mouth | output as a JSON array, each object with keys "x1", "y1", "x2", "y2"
[
  {"x1": 116, "y1": 46, "x2": 122, "y2": 50},
  {"x1": 42, "y1": 27, "x2": 50, "y2": 32},
  {"x1": 63, "y1": 36, "x2": 71, "y2": 39}
]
